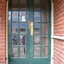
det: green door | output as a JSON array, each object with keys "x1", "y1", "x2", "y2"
[{"x1": 8, "y1": 0, "x2": 51, "y2": 64}]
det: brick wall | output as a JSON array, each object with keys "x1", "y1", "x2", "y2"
[
  {"x1": 0, "y1": 0, "x2": 64, "y2": 64},
  {"x1": 54, "y1": 0, "x2": 64, "y2": 36},
  {"x1": 0, "y1": 0, "x2": 6, "y2": 64},
  {"x1": 54, "y1": 0, "x2": 64, "y2": 64}
]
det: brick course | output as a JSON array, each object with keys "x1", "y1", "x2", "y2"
[
  {"x1": 54, "y1": 0, "x2": 64, "y2": 64},
  {"x1": 0, "y1": 0, "x2": 6, "y2": 64}
]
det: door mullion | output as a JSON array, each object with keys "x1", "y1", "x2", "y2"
[
  {"x1": 26, "y1": 0, "x2": 29, "y2": 59},
  {"x1": 18, "y1": 0, "x2": 20, "y2": 58},
  {"x1": 30, "y1": 0, "x2": 34, "y2": 59},
  {"x1": 40, "y1": 0, "x2": 42, "y2": 58}
]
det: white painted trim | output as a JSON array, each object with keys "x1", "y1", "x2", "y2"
[
  {"x1": 6, "y1": 1, "x2": 8, "y2": 64},
  {"x1": 51, "y1": 36, "x2": 64, "y2": 40},
  {"x1": 51, "y1": 0, "x2": 54, "y2": 64}
]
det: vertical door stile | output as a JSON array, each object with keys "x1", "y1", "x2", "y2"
[{"x1": 40, "y1": 0, "x2": 42, "y2": 58}]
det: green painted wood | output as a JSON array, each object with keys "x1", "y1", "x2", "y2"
[{"x1": 8, "y1": 0, "x2": 51, "y2": 64}]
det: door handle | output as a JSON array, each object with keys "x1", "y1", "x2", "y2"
[
  {"x1": 30, "y1": 22, "x2": 33, "y2": 35},
  {"x1": 28, "y1": 21, "x2": 33, "y2": 35}
]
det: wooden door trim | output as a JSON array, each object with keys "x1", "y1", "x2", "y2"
[{"x1": 6, "y1": 0, "x2": 8, "y2": 64}]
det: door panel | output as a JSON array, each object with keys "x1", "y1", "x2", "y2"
[
  {"x1": 8, "y1": 0, "x2": 29, "y2": 64},
  {"x1": 30, "y1": 0, "x2": 51, "y2": 64},
  {"x1": 8, "y1": 0, "x2": 51, "y2": 64}
]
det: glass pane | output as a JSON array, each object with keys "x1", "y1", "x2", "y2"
[
  {"x1": 34, "y1": 35, "x2": 40, "y2": 45},
  {"x1": 12, "y1": 35, "x2": 18, "y2": 45},
  {"x1": 20, "y1": 35, "x2": 26, "y2": 45},
  {"x1": 20, "y1": 0, "x2": 26, "y2": 10},
  {"x1": 20, "y1": 23, "x2": 27, "y2": 34},
  {"x1": 42, "y1": 0, "x2": 48, "y2": 11},
  {"x1": 8, "y1": 11, "x2": 11, "y2": 33},
  {"x1": 42, "y1": 24, "x2": 48, "y2": 34},
  {"x1": 42, "y1": 47, "x2": 48, "y2": 57},
  {"x1": 12, "y1": 47, "x2": 18, "y2": 57},
  {"x1": 34, "y1": 12, "x2": 40, "y2": 22},
  {"x1": 34, "y1": 47, "x2": 40, "y2": 57},
  {"x1": 42, "y1": 12, "x2": 48, "y2": 22},
  {"x1": 12, "y1": 11, "x2": 18, "y2": 22},
  {"x1": 8, "y1": 11, "x2": 11, "y2": 21},
  {"x1": 20, "y1": 47, "x2": 26, "y2": 58},
  {"x1": 42, "y1": 36, "x2": 48, "y2": 45},
  {"x1": 34, "y1": 0, "x2": 40, "y2": 10},
  {"x1": 12, "y1": 23, "x2": 18, "y2": 34},
  {"x1": 12, "y1": 0, "x2": 18, "y2": 10},
  {"x1": 19, "y1": 11, "x2": 26, "y2": 22},
  {"x1": 34, "y1": 23, "x2": 40, "y2": 34}
]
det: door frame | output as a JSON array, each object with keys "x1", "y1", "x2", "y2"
[
  {"x1": 51, "y1": 0, "x2": 54, "y2": 64},
  {"x1": 6, "y1": 0, "x2": 54, "y2": 64},
  {"x1": 6, "y1": 0, "x2": 8, "y2": 64}
]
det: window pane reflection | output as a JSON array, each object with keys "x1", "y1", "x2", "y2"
[
  {"x1": 8, "y1": 11, "x2": 11, "y2": 21},
  {"x1": 34, "y1": 0, "x2": 40, "y2": 10},
  {"x1": 34, "y1": 35, "x2": 40, "y2": 45},
  {"x1": 12, "y1": 35, "x2": 18, "y2": 45},
  {"x1": 12, "y1": 23, "x2": 18, "y2": 34},
  {"x1": 42, "y1": 0, "x2": 48, "y2": 11},
  {"x1": 34, "y1": 12, "x2": 40, "y2": 22},
  {"x1": 42, "y1": 36, "x2": 48, "y2": 46},
  {"x1": 20, "y1": 0, "x2": 26, "y2": 10},
  {"x1": 20, "y1": 47, "x2": 26, "y2": 58},
  {"x1": 12, "y1": 11, "x2": 18, "y2": 22},
  {"x1": 34, "y1": 23, "x2": 40, "y2": 34},
  {"x1": 12, "y1": 0, "x2": 18, "y2": 10},
  {"x1": 34, "y1": 47, "x2": 40, "y2": 57},
  {"x1": 19, "y1": 11, "x2": 26, "y2": 22},
  {"x1": 42, "y1": 12, "x2": 48, "y2": 22},
  {"x1": 42, "y1": 24, "x2": 48, "y2": 34},
  {"x1": 42, "y1": 47, "x2": 48, "y2": 57},
  {"x1": 20, "y1": 23, "x2": 27, "y2": 34},
  {"x1": 12, "y1": 47, "x2": 18, "y2": 57},
  {"x1": 20, "y1": 35, "x2": 26, "y2": 45}
]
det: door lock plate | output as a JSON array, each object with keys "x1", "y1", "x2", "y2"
[{"x1": 30, "y1": 22, "x2": 33, "y2": 35}]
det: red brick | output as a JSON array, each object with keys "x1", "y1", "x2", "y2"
[{"x1": 0, "y1": 0, "x2": 6, "y2": 64}]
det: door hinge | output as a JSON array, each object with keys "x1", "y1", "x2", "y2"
[{"x1": 5, "y1": 57, "x2": 7, "y2": 60}]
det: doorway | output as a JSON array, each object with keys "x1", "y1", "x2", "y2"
[{"x1": 8, "y1": 0, "x2": 51, "y2": 64}]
